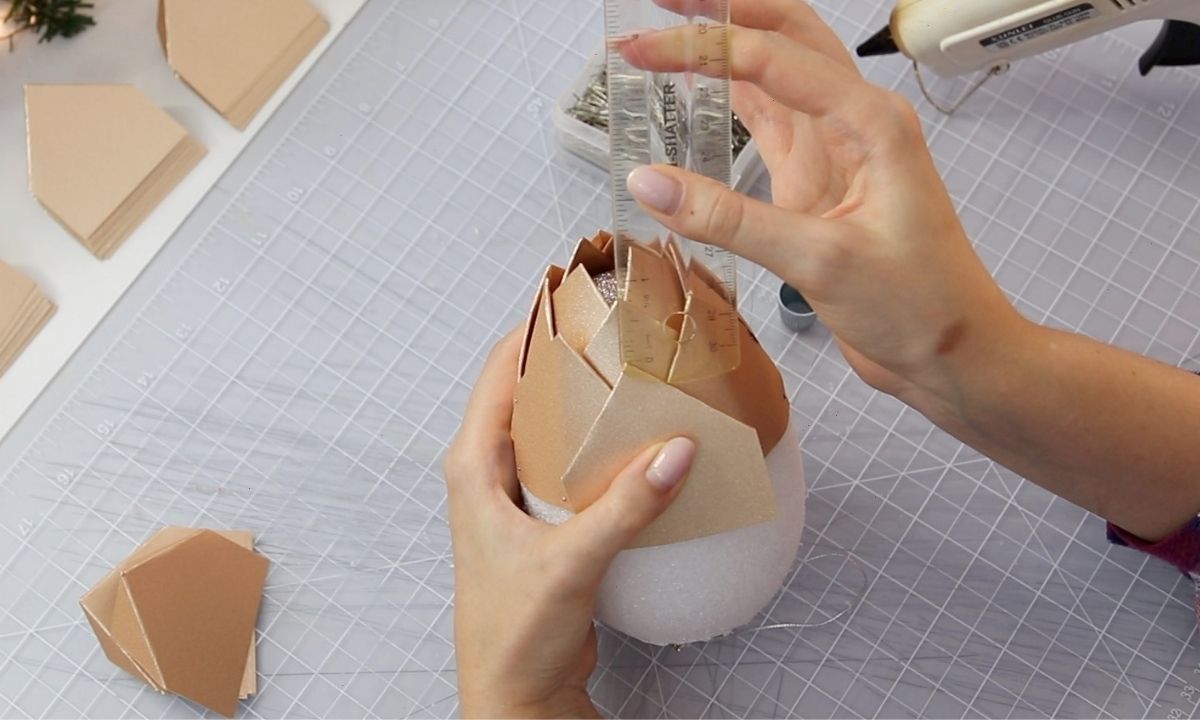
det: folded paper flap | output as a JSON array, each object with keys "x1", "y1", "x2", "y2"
[
  {"x1": 593, "y1": 231, "x2": 614, "y2": 253},
  {"x1": 569, "y1": 236, "x2": 614, "y2": 275},
  {"x1": 120, "y1": 530, "x2": 268, "y2": 718},
  {"x1": 616, "y1": 300, "x2": 677, "y2": 381},
  {"x1": 25, "y1": 84, "x2": 190, "y2": 241},
  {"x1": 688, "y1": 254, "x2": 731, "y2": 303},
  {"x1": 582, "y1": 304, "x2": 622, "y2": 388},
  {"x1": 668, "y1": 280, "x2": 742, "y2": 385},
  {"x1": 552, "y1": 265, "x2": 609, "y2": 355},
  {"x1": 561, "y1": 368, "x2": 777, "y2": 548},
  {"x1": 160, "y1": 0, "x2": 324, "y2": 116},
  {"x1": 85, "y1": 527, "x2": 252, "y2": 595},
  {"x1": 82, "y1": 608, "x2": 161, "y2": 689},
  {"x1": 513, "y1": 285, "x2": 610, "y2": 507},
  {"x1": 625, "y1": 243, "x2": 684, "y2": 325},
  {"x1": 80, "y1": 571, "x2": 163, "y2": 689},
  {"x1": 114, "y1": 575, "x2": 167, "y2": 688},
  {"x1": 674, "y1": 318, "x2": 789, "y2": 455},
  {"x1": 518, "y1": 266, "x2": 565, "y2": 380},
  {"x1": 79, "y1": 570, "x2": 121, "y2": 624},
  {"x1": 664, "y1": 238, "x2": 689, "y2": 290}
]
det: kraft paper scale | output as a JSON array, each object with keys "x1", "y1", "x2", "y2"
[{"x1": 0, "y1": 0, "x2": 1197, "y2": 718}]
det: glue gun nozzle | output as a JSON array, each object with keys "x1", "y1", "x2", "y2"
[{"x1": 856, "y1": 25, "x2": 899, "y2": 58}]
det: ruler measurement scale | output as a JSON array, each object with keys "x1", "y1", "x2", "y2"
[{"x1": 604, "y1": 0, "x2": 740, "y2": 381}]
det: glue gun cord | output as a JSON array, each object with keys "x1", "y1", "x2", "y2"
[
  {"x1": 914, "y1": 60, "x2": 1007, "y2": 116},
  {"x1": 736, "y1": 548, "x2": 870, "y2": 635}
]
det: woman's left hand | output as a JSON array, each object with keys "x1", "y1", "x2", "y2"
[{"x1": 445, "y1": 330, "x2": 696, "y2": 718}]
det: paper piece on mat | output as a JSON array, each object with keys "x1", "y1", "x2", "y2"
[
  {"x1": 25, "y1": 84, "x2": 206, "y2": 259},
  {"x1": 0, "y1": 262, "x2": 56, "y2": 378},
  {"x1": 561, "y1": 367, "x2": 777, "y2": 548},
  {"x1": 159, "y1": 0, "x2": 329, "y2": 129},
  {"x1": 80, "y1": 527, "x2": 268, "y2": 718}
]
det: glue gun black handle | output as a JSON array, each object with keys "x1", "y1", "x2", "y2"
[{"x1": 1139, "y1": 20, "x2": 1200, "y2": 76}]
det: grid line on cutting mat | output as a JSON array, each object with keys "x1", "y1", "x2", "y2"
[{"x1": 1, "y1": 0, "x2": 1199, "y2": 717}]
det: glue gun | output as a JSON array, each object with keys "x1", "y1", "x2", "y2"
[{"x1": 857, "y1": 0, "x2": 1200, "y2": 78}]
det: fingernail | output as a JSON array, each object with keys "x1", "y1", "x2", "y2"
[
  {"x1": 628, "y1": 166, "x2": 682, "y2": 215},
  {"x1": 646, "y1": 437, "x2": 696, "y2": 491}
]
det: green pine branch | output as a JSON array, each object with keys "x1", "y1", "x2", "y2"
[{"x1": 5, "y1": 0, "x2": 95, "y2": 44}]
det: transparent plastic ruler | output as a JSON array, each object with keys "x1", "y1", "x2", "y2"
[{"x1": 605, "y1": 0, "x2": 740, "y2": 383}]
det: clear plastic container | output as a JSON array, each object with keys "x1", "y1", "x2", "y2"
[{"x1": 554, "y1": 45, "x2": 768, "y2": 193}]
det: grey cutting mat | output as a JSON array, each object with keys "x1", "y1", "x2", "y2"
[{"x1": 1, "y1": 0, "x2": 1199, "y2": 717}]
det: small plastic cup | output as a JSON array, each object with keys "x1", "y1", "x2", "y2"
[{"x1": 778, "y1": 283, "x2": 817, "y2": 332}]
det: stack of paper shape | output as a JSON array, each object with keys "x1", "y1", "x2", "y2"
[
  {"x1": 81, "y1": 527, "x2": 269, "y2": 718},
  {"x1": 0, "y1": 262, "x2": 55, "y2": 377},
  {"x1": 25, "y1": 84, "x2": 206, "y2": 259},
  {"x1": 159, "y1": 0, "x2": 330, "y2": 129}
]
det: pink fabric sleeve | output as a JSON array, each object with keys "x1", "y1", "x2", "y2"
[{"x1": 1108, "y1": 516, "x2": 1200, "y2": 621}]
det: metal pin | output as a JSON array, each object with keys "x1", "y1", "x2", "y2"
[{"x1": 567, "y1": 66, "x2": 752, "y2": 159}]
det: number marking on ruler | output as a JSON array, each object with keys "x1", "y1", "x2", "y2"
[{"x1": 605, "y1": 0, "x2": 739, "y2": 382}]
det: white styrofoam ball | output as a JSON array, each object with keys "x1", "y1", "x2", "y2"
[{"x1": 523, "y1": 421, "x2": 806, "y2": 646}]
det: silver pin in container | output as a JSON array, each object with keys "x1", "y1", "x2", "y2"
[{"x1": 778, "y1": 283, "x2": 818, "y2": 332}]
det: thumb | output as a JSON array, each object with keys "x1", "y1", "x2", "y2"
[
  {"x1": 626, "y1": 164, "x2": 840, "y2": 285},
  {"x1": 557, "y1": 437, "x2": 697, "y2": 572}
]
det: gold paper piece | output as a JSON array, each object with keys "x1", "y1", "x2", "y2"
[
  {"x1": 668, "y1": 272, "x2": 742, "y2": 385},
  {"x1": 552, "y1": 265, "x2": 609, "y2": 355},
  {"x1": 562, "y1": 368, "x2": 777, "y2": 548},
  {"x1": 512, "y1": 280, "x2": 610, "y2": 507},
  {"x1": 582, "y1": 305, "x2": 622, "y2": 387},
  {"x1": 615, "y1": 299, "x2": 677, "y2": 382},
  {"x1": 625, "y1": 242, "x2": 685, "y2": 324},
  {"x1": 568, "y1": 233, "x2": 614, "y2": 275}
]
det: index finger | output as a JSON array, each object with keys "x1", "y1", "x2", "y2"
[
  {"x1": 651, "y1": 0, "x2": 857, "y2": 69},
  {"x1": 444, "y1": 329, "x2": 523, "y2": 500},
  {"x1": 619, "y1": 24, "x2": 865, "y2": 120},
  {"x1": 458, "y1": 329, "x2": 522, "y2": 444}
]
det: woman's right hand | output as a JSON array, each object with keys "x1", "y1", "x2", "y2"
[{"x1": 620, "y1": 0, "x2": 1027, "y2": 401}]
